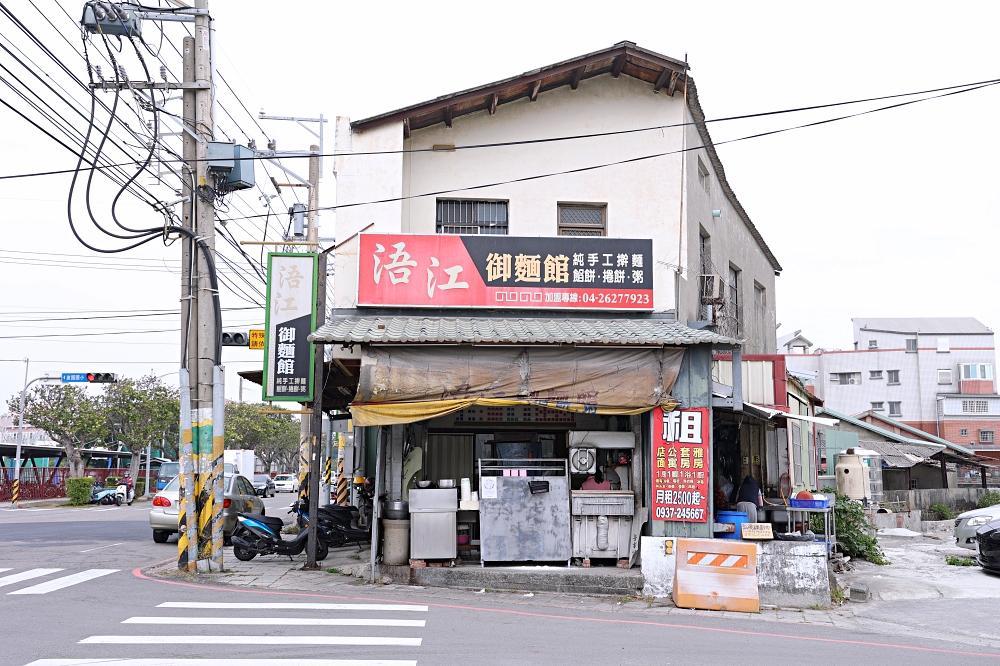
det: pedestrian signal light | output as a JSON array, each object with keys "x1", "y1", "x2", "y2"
[
  {"x1": 86, "y1": 373, "x2": 117, "y2": 383},
  {"x1": 221, "y1": 332, "x2": 249, "y2": 346}
]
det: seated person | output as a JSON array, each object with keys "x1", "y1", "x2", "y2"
[{"x1": 581, "y1": 467, "x2": 611, "y2": 490}]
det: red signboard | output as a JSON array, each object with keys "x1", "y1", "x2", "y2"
[
  {"x1": 651, "y1": 407, "x2": 710, "y2": 522},
  {"x1": 357, "y1": 234, "x2": 653, "y2": 310}
]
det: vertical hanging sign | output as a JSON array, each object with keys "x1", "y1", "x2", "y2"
[
  {"x1": 263, "y1": 252, "x2": 318, "y2": 401},
  {"x1": 651, "y1": 406, "x2": 710, "y2": 522}
]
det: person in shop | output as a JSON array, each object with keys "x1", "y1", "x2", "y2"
[
  {"x1": 581, "y1": 466, "x2": 611, "y2": 490},
  {"x1": 734, "y1": 474, "x2": 763, "y2": 507}
]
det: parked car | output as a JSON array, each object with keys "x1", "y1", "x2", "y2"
[
  {"x1": 154, "y1": 461, "x2": 179, "y2": 492},
  {"x1": 955, "y1": 505, "x2": 999, "y2": 550},
  {"x1": 976, "y1": 518, "x2": 1000, "y2": 573},
  {"x1": 252, "y1": 474, "x2": 276, "y2": 498},
  {"x1": 273, "y1": 473, "x2": 299, "y2": 493},
  {"x1": 149, "y1": 474, "x2": 265, "y2": 544}
]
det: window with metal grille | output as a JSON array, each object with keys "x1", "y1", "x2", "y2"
[
  {"x1": 558, "y1": 204, "x2": 606, "y2": 236},
  {"x1": 888, "y1": 401, "x2": 902, "y2": 416},
  {"x1": 962, "y1": 399, "x2": 989, "y2": 414},
  {"x1": 436, "y1": 200, "x2": 508, "y2": 235},
  {"x1": 888, "y1": 369, "x2": 900, "y2": 384},
  {"x1": 980, "y1": 429, "x2": 995, "y2": 444}
]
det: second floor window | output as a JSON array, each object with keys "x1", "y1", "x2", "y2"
[
  {"x1": 889, "y1": 401, "x2": 902, "y2": 416},
  {"x1": 558, "y1": 204, "x2": 606, "y2": 236},
  {"x1": 436, "y1": 200, "x2": 508, "y2": 235},
  {"x1": 888, "y1": 369, "x2": 900, "y2": 384},
  {"x1": 830, "y1": 372, "x2": 861, "y2": 385}
]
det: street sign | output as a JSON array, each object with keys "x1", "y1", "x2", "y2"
[
  {"x1": 249, "y1": 329, "x2": 265, "y2": 350},
  {"x1": 61, "y1": 373, "x2": 88, "y2": 383},
  {"x1": 263, "y1": 252, "x2": 317, "y2": 402}
]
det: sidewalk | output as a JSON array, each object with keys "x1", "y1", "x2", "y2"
[{"x1": 145, "y1": 537, "x2": 1000, "y2": 651}]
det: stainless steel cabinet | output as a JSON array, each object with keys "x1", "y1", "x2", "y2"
[{"x1": 409, "y1": 489, "x2": 458, "y2": 560}]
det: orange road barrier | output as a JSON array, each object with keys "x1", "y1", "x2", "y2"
[{"x1": 673, "y1": 538, "x2": 759, "y2": 612}]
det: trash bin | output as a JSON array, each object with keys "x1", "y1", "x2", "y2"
[{"x1": 381, "y1": 518, "x2": 411, "y2": 565}]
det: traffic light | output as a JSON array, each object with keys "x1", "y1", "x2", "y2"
[
  {"x1": 221, "y1": 332, "x2": 249, "y2": 347},
  {"x1": 86, "y1": 373, "x2": 116, "y2": 383}
]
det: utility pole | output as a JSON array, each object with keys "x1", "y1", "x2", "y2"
[
  {"x1": 177, "y1": 0, "x2": 223, "y2": 573},
  {"x1": 12, "y1": 359, "x2": 28, "y2": 507}
]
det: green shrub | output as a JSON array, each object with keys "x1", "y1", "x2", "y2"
[
  {"x1": 105, "y1": 476, "x2": 119, "y2": 488},
  {"x1": 978, "y1": 490, "x2": 1000, "y2": 509},
  {"x1": 814, "y1": 488, "x2": 890, "y2": 565},
  {"x1": 929, "y1": 502, "x2": 955, "y2": 520},
  {"x1": 135, "y1": 480, "x2": 145, "y2": 497},
  {"x1": 66, "y1": 477, "x2": 95, "y2": 506}
]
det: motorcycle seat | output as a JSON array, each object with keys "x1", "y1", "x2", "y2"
[{"x1": 243, "y1": 513, "x2": 285, "y2": 533}]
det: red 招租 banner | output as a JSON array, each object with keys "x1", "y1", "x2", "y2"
[{"x1": 651, "y1": 406, "x2": 710, "y2": 522}]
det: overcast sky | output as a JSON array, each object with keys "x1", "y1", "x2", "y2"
[{"x1": 2, "y1": 1, "x2": 999, "y2": 407}]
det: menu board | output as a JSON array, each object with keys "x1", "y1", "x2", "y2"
[{"x1": 651, "y1": 407, "x2": 709, "y2": 523}]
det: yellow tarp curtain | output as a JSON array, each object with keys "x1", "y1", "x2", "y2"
[{"x1": 349, "y1": 397, "x2": 679, "y2": 427}]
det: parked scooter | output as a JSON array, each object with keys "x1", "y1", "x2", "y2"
[
  {"x1": 89, "y1": 480, "x2": 116, "y2": 505},
  {"x1": 231, "y1": 504, "x2": 329, "y2": 562},
  {"x1": 115, "y1": 478, "x2": 134, "y2": 506},
  {"x1": 293, "y1": 497, "x2": 371, "y2": 550}
]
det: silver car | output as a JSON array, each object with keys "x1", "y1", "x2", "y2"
[
  {"x1": 955, "y1": 505, "x2": 999, "y2": 550},
  {"x1": 149, "y1": 474, "x2": 265, "y2": 543}
]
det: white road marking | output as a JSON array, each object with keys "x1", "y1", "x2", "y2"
[
  {"x1": 9, "y1": 569, "x2": 118, "y2": 595},
  {"x1": 157, "y1": 602, "x2": 427, "y2": 612},
  {"x1": 79, "y1": 542, "x2": 123, "y2": 553},
  {"x1": 0, "y1": 568, "x2": 62, "y2": 588},
  {"x1": 0, "y1": 568, "x2": 10, "y2": 573},
  {"x1": 28, "y1": 657, "x2": 417, "y2": 666},
  {"x1": 123, "y1": 616, "x2": 425, "y2": 627},
  {"x1": 79, "y1": 636, "x2": 422, "y2": 646}
]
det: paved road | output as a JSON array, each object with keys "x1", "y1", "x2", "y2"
[{"x1": 2, "y1": 499, "x2": 998, "y2": 666}]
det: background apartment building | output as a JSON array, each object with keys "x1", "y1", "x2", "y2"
[{"x1": 784, "y1": 317, "x2": 1000, "y2": 459}]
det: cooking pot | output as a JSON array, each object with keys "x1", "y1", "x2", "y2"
[
  {"x1": 438, "y1": 479, "x2": 456, "y2": 489},
  {"x1": 383, "y1": 500, "x2": 409, "y2": 520}
]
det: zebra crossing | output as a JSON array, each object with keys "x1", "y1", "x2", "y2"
[
  {"x1": 23, "y1": 599, "x2": 428, "y2": 665},
  {"x1": 0, "y1": 568, "x2": 118, "y2": 594}
]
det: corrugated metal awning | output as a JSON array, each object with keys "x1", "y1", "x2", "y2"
[{"x1": 310, "y1": 315, "x2": 736, "y2": 346}]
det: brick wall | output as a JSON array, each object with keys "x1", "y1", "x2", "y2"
[
  {"x1": 959, "y1": 379, "x2": 995, "y2": 395},
  {"x1": 938, "y1": 419, "x2": 1000, "y2": 446}
]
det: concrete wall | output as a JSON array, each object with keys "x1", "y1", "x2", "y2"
[
  {"x1": 681, "y1": 119, "x2": 776, "y2": 355},
  {"x1": 871, "y1": 510, "x2": 922, "y2": 531},
  {"x1": 332, "y1": 118, "x2": 405, "y2": 309},
  {"x1": 884, "y1": 487, "x2": 987, "y2": 513},
  {"x1": 641, "y1": 537, "x2": 832, "y2": 608},
  {"x1": 333, "y1": 72, "x2": 778, "y2": 353}
]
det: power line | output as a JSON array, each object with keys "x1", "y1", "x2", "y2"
[{"x1": 3, "y1": 75, "x2": 999, "y2": 183}]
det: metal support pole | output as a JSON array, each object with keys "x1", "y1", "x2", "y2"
[
  {"x1": 12, "y1": 359, "x2": 28, "y2": 507},
  {"x1": 370, "y1": 427, "x2": 384, "y2": 583},
  {"x1": 177, "y1": 368, "x2": 198, "y2": 570},
  {"x1": 305, "y1": 249, "x2": 327, "y2": 569}
]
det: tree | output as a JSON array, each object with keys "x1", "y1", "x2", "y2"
[
  {"x1": 101, "y1": 375, "x2": 179, "y2": 480},
  {"x1": 225, "y1": 402, "x2": 300, "y2": 474},
  {"x1": 6, "y1": 385, "x2": 105, "y2": 477}
]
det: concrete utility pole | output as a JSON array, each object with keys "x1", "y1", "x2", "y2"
[
  {"x1": 305, "y1": 144, "x2": 324, "y2": 569},
  {"x1": 177, "y1": 0, "x2": 223, "y2": 573}
]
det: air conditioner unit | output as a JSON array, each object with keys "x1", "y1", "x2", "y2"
[
  {"x1": 700, "y1": 274, "x2": 725, "y2": 301},
  {"x1": 568, "y1": 447, "x2": 597, "y2": 475}
]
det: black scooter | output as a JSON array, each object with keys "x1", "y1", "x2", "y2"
[
  {"x1": 294, "y1": 498, "x2": 371, "y2": 550},
  {"x1": 231, "y1": 505, "x2": 329, "y2": 562}
]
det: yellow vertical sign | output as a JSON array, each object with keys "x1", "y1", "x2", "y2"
[{"x1": 249, "y1": 329, "x2": 265, "y2": 350}]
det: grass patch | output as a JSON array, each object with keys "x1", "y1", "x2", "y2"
[
  {"x1": 946, "y1": 555, "x2": 978, "y2": 567},
  {"x1": 326, "y1": 567, "x2": 340, "y2": 574},
  {"x1": 830, "y1": 585, "x2": 846, "y2": 605},
  {"x1": 282, "y1": 524, "x2": 300, "y2": 535}
]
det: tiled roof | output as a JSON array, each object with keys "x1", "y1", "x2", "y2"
[{"x1": 310, "y1": 315, "x2": 735, "y2": 346}]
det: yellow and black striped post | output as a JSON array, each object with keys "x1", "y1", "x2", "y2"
[
  {"x1": 324, "y1": 455, "x2": 332, "y2": 486},
  {"x1": 11, "y1": 478, "x2": 19, "y2": 506}
]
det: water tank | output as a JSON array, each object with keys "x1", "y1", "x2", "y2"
[{"x1": 835, "y1": 454, "x2": 868, "y2": 500}]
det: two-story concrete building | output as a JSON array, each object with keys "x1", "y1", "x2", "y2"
[{"x1": 311, "y1": 42, "x2": 784, "y2": 568}]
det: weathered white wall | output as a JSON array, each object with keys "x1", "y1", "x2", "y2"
[
  {"x1": 399, "y1": 74, "x2": 684, "y2": 312},
  {"x1": 332, "y1": 117, "x2": 404, "y2": 308},
  {"x1": 681, "y1": 119, "x2": 777, "y2": 354}
]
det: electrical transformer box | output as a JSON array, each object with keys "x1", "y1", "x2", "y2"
[
  {"x1": 206, "y1": 142, "x2": 255, "y2": 191},
  {"x1": 81, "y1": 3, "x2": 142, "y2": 38}
]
